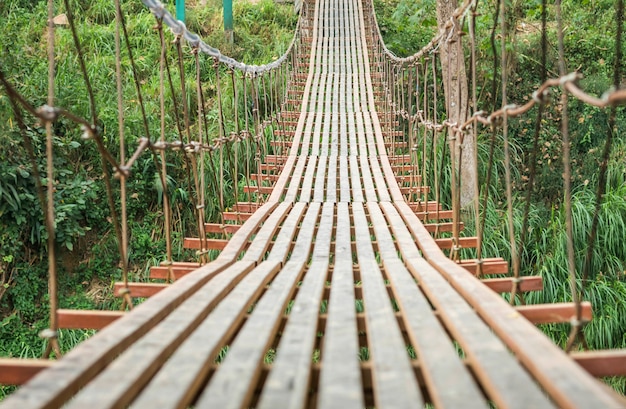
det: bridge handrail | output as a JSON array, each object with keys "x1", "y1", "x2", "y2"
[
  {"x1": 368, "y1": 0, "x2": 474, "y2": 65},
  {"x1": 141, "y1": 0, "x2": 302, "y2": 75}
]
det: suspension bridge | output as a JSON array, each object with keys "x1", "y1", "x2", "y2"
[{"x1": 1, "y1": 0, "x2": 626, "y2": 407}]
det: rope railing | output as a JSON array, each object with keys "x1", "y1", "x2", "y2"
[
  {"x1": 369, "y1": 0, "x2": 625, "y2": 352},
  {"x1": 141, "y1": 0, "x2": 302, "y2": 76},
  {"x1": 0, "y1": 0, "x2": 308, "y2": 353}
]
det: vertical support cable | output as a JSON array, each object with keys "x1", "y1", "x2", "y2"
[
  {"x1": 499, "y1": 0, "x2": 521, "y2": 304},
  {"x1": 41, "y1": 0, "x2": 62, "y2": 359}
]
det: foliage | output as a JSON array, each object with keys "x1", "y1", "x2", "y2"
[
  {"x1": 373, "y1": 0, "x2": 437, "y2": 57},
  {"x1": 0, "y1": 0, "x2": 296, "y2": 391},
  {"x1": 376, "y1": 0, "x2": 626, "y2": 394}
]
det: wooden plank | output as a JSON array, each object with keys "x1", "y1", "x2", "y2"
[
  {"x1": 258, "y1": 203, "x2": 334, "y2": 408},
  {"x1": 232, "y1": 202, "x2": 263, "y2": 213},
  {"x1": 369, "y1": 155, "x2": 391, "y2": 202},
  {"x1": 203, "y1": 223, "x2": 240, "y2": 234},
  {"x1": 194, "y1": 204, "x2": 318, "y2": 409},
  {"x1": 313, "y1": 155, "x2": 327, "y2": 202},
  {"x1": 133, "y1": 204, "x2": 313, "y2": 409},
  {"x1": 69, "y1": 201, "x2": 296, "y2": 409},
  {"x1": 360, "y1": 154, "x2": 377, "y2": 202},
  {"x1": 58, "y1": 310, "x2": 124, "y2": 330},
  {"x1": 381, "y1": 202, "x2": 554, "y2": 408},
  {"x1": 393, "y1": 200, "x2": 625, "y2": 408},
  {"x1": 64, "y1": 259, "x2": 259, "y2": 409},
  {"x1": 424, "y1": 221, "x2": 464, "y2": 234},
  {"x1": 149, "y1": 265, "x2": 195, "y2": 280},
  {"x1": 243, "y1": 186, "x2": 273, "y2": 195},
  {"x1": 571, "y1": 350, "x2": 626, "y2": 377},
  {"x1": 241, "y1": 202, "x2": 293, "y2": 263},
  {"x1": 0, "y1": 359, "x2": 54, "y2": 386},
  {"x1": 516, "y1": 302, "x2": 593, "y2": 325},
  {"x1": 317, "y1": 202, "x2": 364, "y2": 408},
  {"x1": 339, "y1": 155, "x2": 350, "y2": 202},
  {"x1": 223, "y1": 211, "x2": 253, "y2": 221},
  {"x1": 481, "y1": 276, "x2": 543, "y2": 293},
  {"x1": 459, "y1": 257, "x2": 509, "y2": 275},
  {"x1": 367, "y1": 203, "x2": 485, "y2": 408},
  {"x1": 299, "y1": 155, "x2": 318, "y2": 203},
  {"x1": 284, "y1": 153, "x2": 309, "y2": 202},
  {"x1": 0, "y1": 202, "x2": 279, "y2": 409},
  {"x1": 352, "y1": 203, "x2": 423, "y2": 407},
  {"x1": 113, "y1": 282, "x2": 168, "y2": 298},
  {"x1": 349, "y1": 155, "x2": 364, "y2": 202},
  {"x1": 435, "y1": 236, "x2": 478, "y2": 249},
  {"x1": 183, "y1": 238, "x2": 228, "y2": 250}
]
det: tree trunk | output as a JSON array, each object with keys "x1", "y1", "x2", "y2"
[{"x1": 436, "y1": 0, "x2": 475, "y2": 208}]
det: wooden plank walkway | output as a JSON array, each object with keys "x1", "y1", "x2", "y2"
[{"x1": 2, "y1": 0, "x2": 625, "y2": 407}]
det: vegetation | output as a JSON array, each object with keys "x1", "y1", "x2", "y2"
[
  {"x1": 0, "y1": 0, "x2": 624, "y2": 399},
  {"x1": 0, "y1": 0, "x2": 295, "y2": 398},
  {"x1": 376, "y1": 0, "x2": 626, "y2": 392}
]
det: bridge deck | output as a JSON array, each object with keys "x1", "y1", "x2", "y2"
[{"x1": 2, "y1": 0, "x2": 625, "y2": 407}]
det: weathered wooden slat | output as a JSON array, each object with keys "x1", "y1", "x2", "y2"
[
  {"x1": 149, "y1": 265, "x2": 196, "y2": 280},
  {"x1": 203, "y1": 223, "x2": 241, "y2": 234},
  {"x1": 222, "y1": 211, "x2": 254, "y2": 221},
  {"x1": 480, "y1": 276, "x2": 543, "y2": 293},
  {"x1": 571, "y1": 350, "x2": 626, "y2": 377},
  {"x1": 0, "y1": 202, "x2": 279, "y2": 409},
  {"x1": 298, "y1": 155, "x2": 318, "y2": 202},
  {"x1": 0, "y1": 359, "x2": 54, "y2": 386},
  {"x1": 113, "y1": 282, "x2": 168, "y2": 298},
  {"x1": 458, "y1": 257, "x2": 509, "y2": 275},
  {"x1": 393, "y1": 200, "x2": 625, "y2": 408},
  {"x1": 435, "y1": 236, "x2": 478, "y2": 249},
  {"x1": 133, "y1": 204, "x2": 313, "y2": 409},
  {"x1": 317, "y1": 204, "x2": 364, "y2": 408},
  {"x1": 516, "y1": 302, "x2": 593, "y2": 325},
  {"x1": 58, "y1": 309, "x2": 124, "y2": 330},
  {"x1": 257, "y1": 203, "x2": 334, "y2": 408},
  {"x1": 243, "y1": 186, "x2": 274, "y2": 195},
  {"x1": 183, "y1": 238, "x2": 228, "y2": 250},
  {"x1": 194, "y1": 204, "x2": 317, "y2": 409},
  {"x1": 368, "y1": 203, "x2": 486, "y2": 407},
  {"x1": 352, "y1": 203, "x2": 423, "y2": 407},
  {"x1": 381, "y1": 202, "x2": 554, "y2": 408},
  {"x1": 424, "y1": 221, "x2": 464, "y2": 234},
  {"x1": 313, "y1": 155, "x2": 327, "y2": 202}
]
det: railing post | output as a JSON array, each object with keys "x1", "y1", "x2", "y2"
[
  {"x1": 224, "y1": 0, "x2": 233, "y2": 44},
  {"x1": 176, "y1": 0, "x2": 185, "y2": 23}
]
